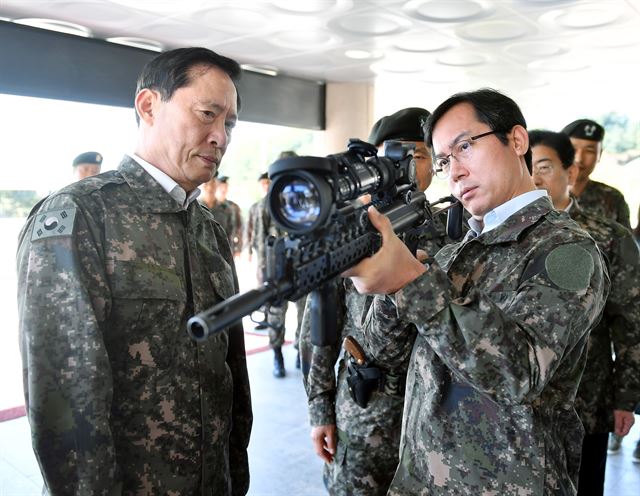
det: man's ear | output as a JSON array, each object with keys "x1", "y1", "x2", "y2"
[
  {"x1": 567, "y1": 163, "x2": 579, "y2": 187},
  {"x1": 135, "y1": 88, "x2": 158, "y2": 126},
  {"x1": 511, "y1": 125, "x2": 529, "y2": 158}
]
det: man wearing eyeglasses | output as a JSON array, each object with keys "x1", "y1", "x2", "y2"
[
  {"x1": 530, "y1": 129, "x2": 640, "y2": 496},
  {"x1": 343, "y1": 89, "x2": 609, "y2": 495}
]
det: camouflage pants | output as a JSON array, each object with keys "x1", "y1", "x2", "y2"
[
  {"x1": 267, "y1": 298, "x2": 305, "y2": 348},
  {"x1": 322, "y1": 367, "x2": 403, "y2": 495},
  {"x1": 323, "y1": 427, "x2": 399, "y2": 496}
]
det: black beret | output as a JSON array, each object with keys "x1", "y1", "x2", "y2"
[
  {"x1": 258, "y1": 172, "x2": 269, "y2": 181},
  {"x1": 561, "y1": 119, "x2": 605, "y2": 142},
  {"x1": 72, "y1": 151, "x2": 103, "y2": 167},
  {"x1": 216, "y1": 175, "x2": 229, "y2": 183},
  {"x1": 368, "y1": 107, "x2": 431, "y2": 147}
]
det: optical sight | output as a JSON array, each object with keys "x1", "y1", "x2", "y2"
[{"x1": 267, "y1": 138, "x2": 416, "y2": 235}]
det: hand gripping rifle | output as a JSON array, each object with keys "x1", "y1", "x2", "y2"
[{"x1": 187, "y1": 138, "x2": 463, "y2": 346}]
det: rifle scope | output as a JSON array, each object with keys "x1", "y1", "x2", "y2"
[{"x1": 267, "y1": 139, "x2": 416, "y2": 235}]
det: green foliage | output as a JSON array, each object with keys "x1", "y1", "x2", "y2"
[{"x1": 0, "y1": 190, "x2": 40, "y2": 218}]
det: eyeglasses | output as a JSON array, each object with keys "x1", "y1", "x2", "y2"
[
  {"x1": 532, "y1": 163, "x2": 554, "y2": 176},
  {"x1": 433, "y1": 130, "x2": 501, "y2": 179}
]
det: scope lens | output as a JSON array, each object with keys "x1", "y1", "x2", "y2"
[{"x1": 277, "y1": 178, "x2": 321, "y2": 227}]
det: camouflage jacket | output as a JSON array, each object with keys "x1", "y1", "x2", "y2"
[
  {"x1": 209, "y1": 200, "x2": 242, "y2": 253},
  {"x1": 17, "y1": 157, "x2": 252, "y2": 495},
  {"x1": 569, "y1": 199, "x2": 640, "y2": 433},
  {"x1": 363, "y1": 196, "x2": 609, "y2": 495},
  {"x1": 576, "y1": 179, "x2": 631, "y2": 229}
]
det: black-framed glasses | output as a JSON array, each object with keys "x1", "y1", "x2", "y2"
[{"x1": 434, "y1": 130, "x2": 500, "y2": 179}]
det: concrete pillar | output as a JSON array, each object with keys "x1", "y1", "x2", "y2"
[{"x1": 323, "y1": 82, "x2": 375, "y2": 154}]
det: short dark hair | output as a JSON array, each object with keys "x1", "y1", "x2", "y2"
[
  {"x1": 424, "y1": 88, "x2": 532, "y2": 173},
  {"x1": 528, "y1": 130, "x2": 575, "y2": 170},
  {"x1": 135, "y1": 47, "x2": 242, "y2": 124}
]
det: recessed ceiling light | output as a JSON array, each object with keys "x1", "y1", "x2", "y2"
[
  {"x1": 107, "y1": 0, "x2": 206, "y2": 13},
  {"x1": 404, "y1": 0, "x2": 491, "y2": 23},
  {"x1": 13, "y1": 18, "x2": 91, "y2": 37},
  {"x1": 457, "y1": 20, "x2": 529, "y2": 42},
  {"x1": 437, "y1": 51, "x2": 487, "y2": 67},
  {"x1": 345, "y1": 50, "x2": 374, "y2": 60},
  {"x1": 241, "y1": 64, "x2": 279, "y2": 77},
  {"x1": 107, "y1": 37, "x2": 164, "y2": 52},
  {"x1": 270, "y1": 0, "x2": 351, "y2": 14}
]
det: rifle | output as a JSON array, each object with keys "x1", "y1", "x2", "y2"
[{"x1": 187, "y1": 138, "x2": 462, "y2": 346}]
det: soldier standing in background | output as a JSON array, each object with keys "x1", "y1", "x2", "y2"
[
  {"x1": 245, "y1": 171, "x2": 270, "y2": 282},
  {"x1": 213, "y1": 175, "x2": 243, "y2": 256},
  {"x1": 562, "y1": 119, "x2": 631, "y2": 229},
  {"x1": 530, "y1": 129, "x2": 640, "y2": 496},
  {"x1": 72, "y1": 151, "x2": 103, "y2": 181},
  {"x1": 16, "y1": 47, "x2": 252, "y2": 495}
]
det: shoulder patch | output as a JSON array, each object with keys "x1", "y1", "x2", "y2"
[
  {"x1": 31, "y1": 207, "x2": 77, "y2": 241},
  {"x1": 545, "y1": 244, "x2": 594, "y2": 291}
]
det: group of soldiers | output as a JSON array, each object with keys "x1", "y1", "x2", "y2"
[
  {"x1": 294, "y1": 109, "x2": 639, "y2": 495},
  {"x1": 15, "y1": 45, "x2": 640, "y2": 496}
]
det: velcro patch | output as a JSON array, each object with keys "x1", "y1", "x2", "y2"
[
  {"x1": 545, "y1": 244, "x2": 594, "y2": 291},
  {"x1": 31, "y1": 207, "x2": 77, "y2": 241}
]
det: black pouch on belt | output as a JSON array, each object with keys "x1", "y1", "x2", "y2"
[{"x1": 346, "y1": 361, "x2": 382, "y2": 408}]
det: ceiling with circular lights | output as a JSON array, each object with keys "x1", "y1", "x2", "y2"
[{"x1": 1, "y1": 0, "x2": 639, "y2": 119}]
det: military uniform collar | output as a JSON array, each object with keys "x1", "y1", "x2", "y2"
[
  {"x1": 117, "y1": 155, "x2": 206, "y2": 221},
  {"x1": 464, "y1": 196, "x2": 555, "y2": 245},
  {"x1": 566, "y1": 195, "x2": 583, "y2": 215}
]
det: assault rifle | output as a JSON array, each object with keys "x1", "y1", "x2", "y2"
[{"x1": 187, "y1": 139, "x2": 463, "y2": 346}]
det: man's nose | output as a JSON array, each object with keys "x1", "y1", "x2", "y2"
[{"x1": 208, "y1": 120, "x2": 228, "y2": 149}]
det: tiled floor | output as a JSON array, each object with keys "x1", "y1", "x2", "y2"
[{"x1": 1, "y1": 340, "x2": 639, "y2": 495}]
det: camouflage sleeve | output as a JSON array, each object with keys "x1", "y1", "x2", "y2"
[
  {"x1": 302, "y1": 280, "x2": 345, "y2": 426},
  {"x1": 607, "y1": 231, "x2": 640, "y2": 411},
  {"x1": 361, "y1": 295, "x2": 418, "y2": 371},
  {"x1": 16, "y1": 193, "x2": 121, "y2": 494},
  {"x1": 372, "y1": 239, "x2": 608, "y2": 405}
]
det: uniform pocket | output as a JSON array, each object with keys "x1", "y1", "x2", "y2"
[{"x1": 106, "y1": 260, "x2": 186, "y2": 369}]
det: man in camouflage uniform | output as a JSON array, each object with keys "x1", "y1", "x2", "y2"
[
  {"x1": 200, "y1": 174, "x2": 237, "y2": 251},
  {"x1": 562, "y1": 118, "x2": 631, "y2": 229},
  {"x1": 201, "y1": 174, "x2": 243, "y2": 257},
  {"x1": 245, "y1": 171, "x2": 270, "y2": 282},
  {"x1": 530, "y1": 129, "x2": 640, "y2": 496},
  {"x1": 344, "y1": 89, "x2": 609, "y2": 495},
  {"x1": 254, "y1": 151, "x2": 306, "y2": 377},
  {"x1": 16, "y1": 48, "x2": 252, "y2": 495},
  {"x1": 304, "y1": 108, "x2": 467, "y2": 495}
]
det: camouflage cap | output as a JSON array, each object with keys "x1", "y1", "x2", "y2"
[
  {"x1": 72, "y1": 151, "x2": 103, "y2": 167},
  {"x1": 368, "y1": 107, "x2": 431, "y2": 146},
  {"x1": 561, "y1": 119, "x2": 605, "y2": 142}
]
